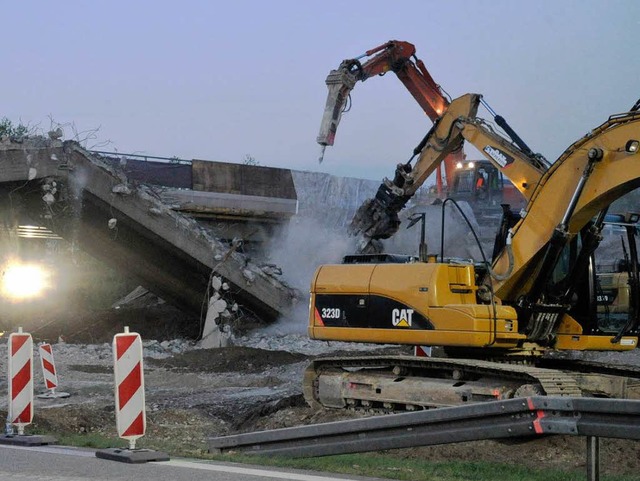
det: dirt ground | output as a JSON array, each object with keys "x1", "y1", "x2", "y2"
[{"x1": 1, "y1": 328, "x2": 639, "y2": 478}]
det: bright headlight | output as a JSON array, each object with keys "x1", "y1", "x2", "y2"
[
  {"x1": 625, "y1": 140, "x2": 639, "y2": 153},
  {"x1": 1, "y1": 261, "x2": 51, "y2": 301}
]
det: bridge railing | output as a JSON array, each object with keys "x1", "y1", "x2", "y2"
[{"x1": 91, "y1": 150, "x2": 192, "y2": 165}]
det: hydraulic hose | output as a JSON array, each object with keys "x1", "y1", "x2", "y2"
[{"x1": 488, "y1": 231, "x2": 515, "y2": 281}]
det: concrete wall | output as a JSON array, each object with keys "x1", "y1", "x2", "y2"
[{"x1": 192, "y1": 160, "x2": 296, "y2": 200}]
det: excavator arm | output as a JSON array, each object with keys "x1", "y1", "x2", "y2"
[
  {"x1": 317, "y1": 41, "x2": 549, "y2": 252},
  {"x1": 492, "y1": 111, "x2": 640, "y2": 306},
  {"x1": 317, "y1": 40, "x2": 457, "y2": 193},
  {"x1": 317, "y1": 40, "x2": 445, "y2": 149},
  {"x1": 350, "y1": 40, "x2": 446, "y2": 119},
  {"x1": 349, "y1": 93, "x2": 546, "y2": 251}
]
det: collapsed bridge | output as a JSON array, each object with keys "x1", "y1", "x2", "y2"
[{"x1": 0, "y1": 139, "x2": 297, "y2": 332}]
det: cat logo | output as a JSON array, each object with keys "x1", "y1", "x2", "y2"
[
  {"x1": 483, "y1": 145, "x2": 514, "y2": 168},
  {"x1": 392, "y1": 308, "x2": 414, "y2": 327}
]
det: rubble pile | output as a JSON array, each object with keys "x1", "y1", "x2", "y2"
[{"x1": 1, "y1": 138, "x2": 297, "y2": 339}]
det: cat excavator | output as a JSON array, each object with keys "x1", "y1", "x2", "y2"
[
  {"x1": 305, "y1": 42, "x2": 640, "y2": 411},
  {"x1": 317, "y1": 40, "x2": 527, "y2": 217}
]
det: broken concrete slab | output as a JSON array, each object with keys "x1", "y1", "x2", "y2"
[{"x1": 0, "y1": 139, "x2": 297, "y2": 333}]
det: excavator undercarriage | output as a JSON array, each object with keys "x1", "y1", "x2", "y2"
[{"x1": 303, "y1": 355, "x2": 640, "y2": 413}]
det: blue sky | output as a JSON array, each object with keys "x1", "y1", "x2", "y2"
[{"x1": 3, "y1": 0, "x2": 639, "y2": 181}]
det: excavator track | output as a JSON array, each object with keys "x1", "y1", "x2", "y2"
[{"x1": 302, "y1": 355, "x2": 640, "y2": 412}]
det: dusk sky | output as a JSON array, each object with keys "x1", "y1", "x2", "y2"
[{"x1": 4, "y1": 1, "x2": 639, "y2": 181}]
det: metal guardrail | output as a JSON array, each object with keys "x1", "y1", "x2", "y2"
[
  {"x1": 208, "y1": 397, "x2": 640, "y2": 480},
  {"x1": 208, "y1": 397, "x2": 640, "y2": 457}
]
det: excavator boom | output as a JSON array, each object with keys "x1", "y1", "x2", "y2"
[
  {"x1": 318, "y1": 41, "x2": 548, "y2": 252},
  {"x1": 348, "y1": 94, "x2": 546, "y2": 250},
  {"x1": 492, "y1": 111, "x2": 640, "y2": 306}
]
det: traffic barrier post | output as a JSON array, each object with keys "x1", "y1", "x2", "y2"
[
  {"x1": 414, "y1": 345, "x2": 432, "y2": 357},
  {"x1": 1, "y1": 327, "x2": 56, "y2": 446},
  {"x1": 113, "y1": 327, "x2": 146, "y2": 449},
  {"x1": 37, "y1": 343, "x2": 70, "y2": 399},
  {"x1": 8, "y1": 328, "x2": 33, "y2": 435},
  {"x1": 95, "y1": 326, "x2": 168, "y2": 463}
]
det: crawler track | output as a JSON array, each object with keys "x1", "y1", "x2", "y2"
[{"x1": 303, "y1": 355, "x2": 640, "y2": 412}]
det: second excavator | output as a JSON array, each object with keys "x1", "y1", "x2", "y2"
[
  {"x1": 304, "y1": 41, "x2": 640, "y2": 411},
  {"x1": 317, "y1": 40, "x2": 528, "y2": 227}
]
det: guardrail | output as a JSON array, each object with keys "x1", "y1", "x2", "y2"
[{"x1": 208, "y1": 397, "x2": 640, "y2": 481}]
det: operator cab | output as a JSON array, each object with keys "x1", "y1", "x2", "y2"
[
  {"x1": 450, "y1": 161, "x2": 501, "y2": 203},
  {"x1": 449, "y1": 160, "x2": 526, "y2": 216},
  {"x1": 549, "y1": 212, "x2": 640, "y2": 338},
  {"x1": 594, "y1": 213, "x2": 640, "y2": 334}
]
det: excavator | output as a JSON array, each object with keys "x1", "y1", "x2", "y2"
[
  {"x1": 316, "y1": 40, "x2": 527, "y2": 219},
  {"x1": 304, "y1": 41, "x2": 640, "y2": 411}
]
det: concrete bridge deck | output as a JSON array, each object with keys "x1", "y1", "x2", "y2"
[
  {"x1": 0, "y1": 139, "x2": 296, "y2": 328},
  {"x1": 94, "y1": 152, "x2": 299, "y2": 248}
]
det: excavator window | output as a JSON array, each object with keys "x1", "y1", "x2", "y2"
[
  {"x1": 594, "y1": 219, "x2": 640, "y2": 334},
  {"x1": 452, "y1": 170, "x2": 474, "y2": 194},
  {"x1": 488, "y1": 170, "x2": 503, "y2": 193},
  {"x1": 551, "y1": 240, "x2": 575, "y2": 285}
]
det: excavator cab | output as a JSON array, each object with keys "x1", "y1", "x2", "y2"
[
  {"x1": 594, "y1": 213, "x2": 640, "y2": 334},
  {"x1": 538, "y1": 212, "x2": 640, "y2": 340},
  {"x1": 449, "y1": 160, "x2": 525, "y2": 219}
]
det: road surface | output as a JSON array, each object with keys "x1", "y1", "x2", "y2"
[{"x1": 0, "y1": 444, "x2": 378, "y2": 481}]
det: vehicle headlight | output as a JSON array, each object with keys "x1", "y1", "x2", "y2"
[{"x1": 1, "y1": 261, "x2": 51, "y2": 301}]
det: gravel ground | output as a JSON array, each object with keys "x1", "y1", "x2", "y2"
[{"x1": 0, "y1": 329, "x2": 639, "y2": 477}]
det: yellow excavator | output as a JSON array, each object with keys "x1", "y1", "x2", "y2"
[{"x1": 305, "y1": 41, "x2": 640, "y2": 410}]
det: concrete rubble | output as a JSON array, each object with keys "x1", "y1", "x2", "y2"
[{"x1": 0, "y1": 137, "x2": 297, "y2": 337}]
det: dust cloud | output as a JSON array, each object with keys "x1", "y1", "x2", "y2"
[
  {"x1": 259, "y1": 171, "x2": 379, "y2": 334},
  {"x1": 264, "y1": 217, "x2": 354, "y2": 334},
  {"x1": 261, "y1": 171, "x2": 491, "y2": 335}
]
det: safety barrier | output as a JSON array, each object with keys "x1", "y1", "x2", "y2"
[
  {"x1": 39, "y1": 343, "x2": 57, "y2": 390},
  {"x1": 208, "y1": 396, "x2": 640, "y2": 480},
  {"x1": 7, "y1": 329, "x2": 33, "y2": 433},
  {"x1": 1, "y1": 328, "x2": 56, "y2": 446},
  {"x1": 113, "y1": 327, "x2": 146, "y2": 447},
  {"x1": 95, "y1": 327, "x2": 168, "y2": 463},
  {"x1": 36, "y1": 343, "x2": 70, "y2": 399},
  {"x1": 209, "y1": 396, "x2": 640, "y2": 457}
]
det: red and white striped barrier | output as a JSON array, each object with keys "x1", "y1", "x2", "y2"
[
  {"x1": 39, "y1": 343, "x2": 58, "y2": 390},
  {"x1": 8, "y1": 328, "x2": 33, "y2": 435},
  {"x1": 113, "y1": 327, "x2": 146, "y2": 450},
  {"x1": 96, "y1": 327, "x2": 169, "y2": 461},
  {"x1": 37, "y1": 343, "x2": 70, "y2": 399},
  {"x1": 414, "y1": 345, "x2": 432, "y2": 357}
]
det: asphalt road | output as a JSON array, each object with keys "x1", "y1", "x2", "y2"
[{"x1": 0, "y1": 444, "x2": 375, "y2": 481}]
